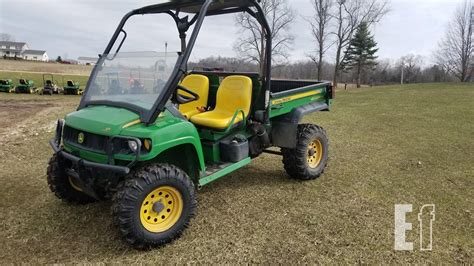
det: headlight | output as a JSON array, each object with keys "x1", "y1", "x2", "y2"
[{"x1": 128, "y1": 140, "x2": 139, "y2": 152}]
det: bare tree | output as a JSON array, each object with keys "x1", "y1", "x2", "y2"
[
  {"x1": 435, "y1": 0, "x2": 473, "y2": 82},
  {"x1": 306, "y1": 0, "x2": 333, "y2": 80},
  {"x1": 0, "y1": 33, "x2": 15, "y2": 42},
  {"x1": 399, "y1": 54, "x2": 424, "y2": 84},
  {"x1": 234, "y1": 0, "x2": 295, "y2": 74},
  {"x1": 332, "y1": 0, "x2": 389, "y2": 88}
]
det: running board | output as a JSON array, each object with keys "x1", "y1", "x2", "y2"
[{"x1": 199, "y1": 157, "x2": 252, "y2": 187}]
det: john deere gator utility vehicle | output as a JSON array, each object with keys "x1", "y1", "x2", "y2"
[
  {"x1": 48, "y1": 0, "x2": 334, "y2": 250},
  {"x1": 15, "y1": 78, "x2": 36, "y2": 94},
  {"x1": 0, "y1": 79, "x2": 14, "y2": 93},
  {"x1": 63, "y1": 79, "x2": 82, "y2": 95}
]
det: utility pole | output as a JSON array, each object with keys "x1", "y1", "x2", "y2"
[{"x1": 400, "y1": 62, "x2": 405, "y2": 85}]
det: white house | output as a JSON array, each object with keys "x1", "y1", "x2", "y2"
[
  {"x1": 0, "y1": 41, "x2": 49, "y2": 61},
  {"x1": 23, "y1": 50, "x2": 49, "y2": 61},
  {"x1": 0, "y1": 41, "x2": 29, "y2": 58}
]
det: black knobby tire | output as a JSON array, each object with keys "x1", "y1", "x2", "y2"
[
  {"x1": 282, "y1": 124, "x2": 329, "y2": 180},
  {"x1": 112, "y1": 164, "x2": 197, "y2": 250},
  {"x1": 47, "y1": 154, "x2": 96, "y2": 204}
]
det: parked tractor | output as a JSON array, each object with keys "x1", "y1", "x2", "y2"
[
  {"x1": 0, "y1": 79, "x2": 15, "y2": 93},
  {"x1": 63, "y1": 80, "x2": 82, "y2": 95},
  {"x1": 41, "y1": 74, "x2": 62, "y2": 95},
  {"x1": 15, "y1": 79, "x2": 36, "y2": 94},
  {"x1": 47, "y1": 0, "x2": 334, "y2": 250}
]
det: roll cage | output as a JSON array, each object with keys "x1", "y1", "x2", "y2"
[{"x1": 78, "y1": 0, "x2": 272, "y2": 125}]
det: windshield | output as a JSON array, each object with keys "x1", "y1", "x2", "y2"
[
  {"x1": 81, "y1": 13, "x2": 184, "y2": 113},
  {"x1": 84, "y1": 51, "x2": 178, "y2": 111}
]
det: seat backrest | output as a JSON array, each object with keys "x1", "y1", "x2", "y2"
[
  {"x1": 179, "y1": 74, "x2": 210, "y2": 114},
  {"x1": 215, "y1": 76, "x2": 252, "y2": 116},
  {"x1": 67, "y1": 80, "x2": 74, "y2": 86}
]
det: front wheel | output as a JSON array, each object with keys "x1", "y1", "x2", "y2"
[
  {"x1": 112, "y1": 164, "x2": 197, "y2": 250},
  {"x1": 47, "y1": 154, "x2": 97, "y2": 204},
  {"x1": 282, "y1": 124, "x2": 329, "y2": 180}
]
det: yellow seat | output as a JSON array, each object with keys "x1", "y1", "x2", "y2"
[
  {"x1": 191, "y1": 75, "x2": 252, "y2": 130},
  {"x1": 178, "y1": 74, "x2": 210, "y2": 119}
]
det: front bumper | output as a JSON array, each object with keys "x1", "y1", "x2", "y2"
[
  {"x1": 49, "y1": 120, "x2": 142, "y2": 198},
  {"x1": 49, "y1": 139, "x2": 131, "y2": 175}
]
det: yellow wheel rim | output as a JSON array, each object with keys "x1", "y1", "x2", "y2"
[
  {"x1": 307, "y1": 139, "x2": 323, "y2": 168},
  {"x1": 140, "y1": 186, "x2": 183, "y2": 233}
]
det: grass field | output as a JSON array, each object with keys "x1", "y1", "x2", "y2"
[
  {"x1": 0, "y1": 83, "x2": 473, "y2": 263},
  {"x1": 0, "y1": 59, "x2": 93, "y2": 76}
]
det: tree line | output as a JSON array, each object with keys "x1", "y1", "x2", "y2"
[{"x1": 229, "y1": 0, "x2": 472, "y2": 86}]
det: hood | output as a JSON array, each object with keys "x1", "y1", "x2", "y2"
[{"x1": 65, "y1": 106, "x2": 141, "y2": 136}]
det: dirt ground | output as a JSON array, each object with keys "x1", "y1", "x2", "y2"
[
  {"x1": 0, "y1": 100, "x2": 56, "y2": 135},
  {"x1": 0, "y1": 83, "x2": 473, "y2": 264}
]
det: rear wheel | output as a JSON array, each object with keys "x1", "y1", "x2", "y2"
[
  {"x1": 47, "y1": 154, "x2": 96, "y2": 204},
  {"x1": 112, "y1": 164, "x2": 197, "y2": 250},
  {"x1": 282, "y1": 124, "x2": 329, "y2": 180}
]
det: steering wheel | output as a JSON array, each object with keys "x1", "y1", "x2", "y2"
[{"x1": 174, "y1": 84, "x2": 200, "y2": 104}]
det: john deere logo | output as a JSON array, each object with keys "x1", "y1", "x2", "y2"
[{"x1": 78, "y1": 132, "x2": 85, "y2": 144}]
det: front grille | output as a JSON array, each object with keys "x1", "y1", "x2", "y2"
[{"x1": 63, "y1": 125, "x2": 108, "y2": 153}]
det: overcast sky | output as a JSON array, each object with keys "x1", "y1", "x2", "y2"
[{"x1": 0, "y1": 0, "x2": 463, "y2": 65}]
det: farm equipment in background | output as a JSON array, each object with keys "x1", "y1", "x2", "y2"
[
  {"x1": 129, "y1": 70, "x2": 145, "y2": 94},
  {"x1": 63, "y1": 79, "x2": 82, "y2": 95},
  {"x1": 0, "y1": 79, "x2": 15, "y2": 93},
  {"x1": 15, "y1": 78, "x2": 36, "y2": 94},
  {"x1": 41, "y1": 74, "x2": 62, "y2": 95}
]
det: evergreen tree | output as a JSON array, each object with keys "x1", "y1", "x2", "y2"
[{"x1": 341, "y1": 22, "x2": 379, "y2": 88}]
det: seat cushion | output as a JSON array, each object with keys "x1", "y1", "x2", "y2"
[
  {"x1": 191, "y1": 110, "x2": 244, "y2": 130},
  {"x1": 190, "y1": 75, "x2": 252, "y2": 130},
  {"x1": 179, "y1": 74, "x2": 209, "y2": 119},
  {"x1": 181, "y1": 109, "x2": 201, "y2": 120}
]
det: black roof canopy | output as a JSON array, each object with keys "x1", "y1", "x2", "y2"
[{"x1": 135, "y1": 0, "x2": 257, "y2": 14}]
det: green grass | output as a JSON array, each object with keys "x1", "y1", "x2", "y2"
[
  {"x1": 0, "y1": 83, "x2": 473, "y2": 263},
  {"x1": 0, "y1": 71, "x2": 89, "y2": 90}
]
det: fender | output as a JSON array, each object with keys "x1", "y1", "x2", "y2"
[
  {"x1": 271, "y1": 102, "x2": 329, "y2": 149},
  {"x1": 151, "y1": 139, "x2": 205, "y2": 181}
]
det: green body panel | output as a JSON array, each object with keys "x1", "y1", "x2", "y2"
[
  {"x1": 198, "y1": 157, "x2": 252, "y2": 186},
  {"x1": 269, "y1": 85, "x2": 329, "y2": 119},
  {"x1": 270, "y1": 95, "x2": 324, "y2": 118},
  {"x1": 63, "y1": 106, "x2": 206, "y2": 174},
  {"x1": 202, "y1": 141, "x2": 221, "y2": 164},
  {"x1": 65, "y1": 106, "x2": 140, "y2": 136}
]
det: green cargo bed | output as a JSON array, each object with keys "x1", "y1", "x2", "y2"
[{"x1": 269, "y1": 80, "x2": 333, "y2": 118}]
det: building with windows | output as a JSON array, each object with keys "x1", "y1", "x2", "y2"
[
  {"x1": 77, "y1": 56, "x2": 99, "y2": 65},
  {"x1": 0, "y1": 41, "x2": 49, "y2": 61}
]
